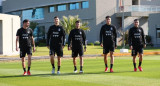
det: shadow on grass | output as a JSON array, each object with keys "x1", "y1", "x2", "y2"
[{"x1": 0, "y1": 71, "x2": 134, "y2": 78}]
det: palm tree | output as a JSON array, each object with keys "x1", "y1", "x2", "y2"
[{"x1": 60, "y1": 15, "x2": 90, "y2": 34}]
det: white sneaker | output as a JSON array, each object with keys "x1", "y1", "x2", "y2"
[
  {"x1": 74, "y1": 70, "x2": 78, "y2": 73},
  {"x1": 57, "y1": 71, "x2": 60, "y2": 74},
  {"x1": 52, "y1": 68, "x2": 55, "y2": 74},
  {"x1": 79, "y1": 70, "x2": 84, "y2": 74}
]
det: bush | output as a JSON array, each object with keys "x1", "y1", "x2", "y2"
[
  {"x1": 146, "y1": 35, "x2": 152, "y2": 44},
  {"x1": 88, "y1": 43, "x2": 94, "y2": 46},
  {"x1": 35, "y1": 39, "x2": 46, "y2": 47},
  {"x1": 94, "y1": 41, "x2": 100, "y2": 45}
]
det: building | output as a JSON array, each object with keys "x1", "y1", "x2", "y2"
[
  {"x1": 0, "y1": 6, "x2": 2, "y2": 13},
  {"x1": 0, "y1": 14, "x2": 20, "y2": 55},
  {"x1": 2, "y1": 0, "x2": 160, "y2": 46},
  {"x1": 148, "y1": 13, "x2": 160, "y2": 47}
]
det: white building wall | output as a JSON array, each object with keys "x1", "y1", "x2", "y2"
[{"x1": 0, "y1": 14, "x2": 20, "y2": 55}]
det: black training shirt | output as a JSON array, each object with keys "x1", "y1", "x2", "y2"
[
  {"x1": 47, "y1": 25, "x2": 66, "y2": 46},
  {"x1": 128, "y1": 26, "x2": 146, "y2": 47},
  {"x1": 68, "y1": 29, "x2": 86, "y2": 49},
  {"x1": 100, "y1": 24, "x2": 117, "y2": 47},
  {"x1": 16, "y1": 27, "x2": 33, "y2": 48}
]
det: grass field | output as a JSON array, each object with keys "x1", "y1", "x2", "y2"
[
  {"x1": 32, "y1": 46, "x2": 160, "y2": 56},
  {"x1": 0, "y1": 55, "x2": 160, "y2": 86}
]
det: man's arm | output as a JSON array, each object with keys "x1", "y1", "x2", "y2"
[
  {"x1": 62, "y1": 27, "x2": 66, "y2": 47},
  {"x1": 31, "y1": 36, "x2": 36, "y2": 52},
  {"x1": 100, "y1": 26, "x2": 103, "y2": 47},
  {"x1": 16, "y1": 36, "x2": 19, "y2": 51},
  {"x1": 47, "y1": 27, "x2": 51, "y2": 49},
  {"x1": 113, "y1": 26, "x2": 117, "y2": 48},
  {"x1": 82, "y1": 30, "x2": 87, "y2": 51},
  {"x1": 141, "y1": 28, "x2": 146, "y2": 48},
  {"x1": 68, "y1": 30, "x2": 72, "y2": 50},
  {"x1": 128, "y1": 29, "x2": 132, "y2": 49}
]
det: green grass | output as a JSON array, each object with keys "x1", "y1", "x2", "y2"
[
  {"x1": 32, "y1": 46, "x2": 160, "y2": 56},
  {"x1": 0, "y1": 55, "x2": 160, "y2": 86}
]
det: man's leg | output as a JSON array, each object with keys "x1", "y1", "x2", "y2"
[
  {"x1": 50, "y1": 55, "x2": 55, "y2": 68},
  {"x1": 57, "y1": 56, "x2": 61, "y2": 72},
  {"x1": 80, "y1": 56, "x2": 83, "y2": 70},
  {"x1": 139, "y1": 54, "x2": 143, "y2": 67},
  {"x1": 27, "y1": 54, "x2": 32, "y2": 75},
  {"x1": 104, "y1": 53, "x2": 109, "y2": 72},
  {"x1": 27, "y1": 55, "x2": 31, "y2": 71},
  {"x1": 22, "y1": 57, "x2": 26, "y2": 72},
  {"x1": 133, "y1": 56, "x2": 137, "y2": 71},
  {"x1": 138, "y1": 53, "x2": 143, "y2": 71},
  {"x1": 132, "y1": 47, "x2": 137, "y2": 72},
  {"x1": 50, "y1": 55, "x2": 55, "y2": 74},
  {"x1": 110, "y1": 51, "x2": 114, "y2": 72},
  {"x1": 73, "y1": 57, "x2": 77, "y2": 72},
  {"x1": 79, "y1": 56, "x2": 83, "y2": 73}
]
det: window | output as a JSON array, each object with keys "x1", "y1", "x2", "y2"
[
  {"x1": 33, "y1": 26, "x2": 45, "y2": 43},
  {"x1": 82, "y1": 1, "x2": 89, "y2": 9},
  {"x1": 9, "y1": 11, "x2": 22, "y2": 17},
  {"x1": 49, "y1": 6, "x2": 55, "y2": 13},
  {"x1": 157, "y1": 28, "x2": 160, "y2": 38},
  {"x1": 70, "y1": 3, "x2": 79, "y2": 10},
  {"x1": 22, "y1": 8, "x2": 44, "y2": 20},
  {"x1": 57, "y1": 4, "x2": 66, "y2": 11}
]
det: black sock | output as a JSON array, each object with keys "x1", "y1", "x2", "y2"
[
  {"x1": 139, "y1": 62, "x2": 142, "y2": 67},
  {"x1": 80, "y1": 66, "x2": 83, "y2": 71},
  {"x1": 133, "y1": 63, "x2": 136, "y2": 68},
  {"x1": 110, "y1": 64, "x2": 113, "y2": 69},
  {"x1": 105, "y1": 64, "x2": 108, "y2": 68},
  {"x1": 52, "y1": 64, "x2": 55, "y2": 69},
  {"x1": 58, "y1": 66, "x2": 60, "y2": 71},
  {"x1": 23, "y1": 68, "x2": 26, "y2": 72},
  {"x1": 28, "y1": 67, "x2": 30, "y2": 71},
  {"x1": 74, "y1": 66, "x2": 77, "y2": 71}
]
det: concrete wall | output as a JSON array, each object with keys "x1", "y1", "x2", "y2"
[
  {"x1": 123, "y1": 16, "x2": 148, "y2": 35},
  {"x1": 148, "y1": 13, "x2": 160, "y2": 47},
  {"x1": 31, "y1": 0, "x2": 96, "y2": 43},
  {"x1": 140, "y1": 0, "x2": 160, "y2": 6},
  {"x1": 0, "y1": 14, "x2": 20, "y2": 55},
  {"x1": 0, "y1": 20, "x2": 2, "y2": 54}
]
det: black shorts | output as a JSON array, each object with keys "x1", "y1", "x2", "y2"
[
  {"x1": 132, "y1": 45, "x2": 143, "y2": 56},
  {"x1": 103, "y1": 45, "x2": 115, "y2": 54},
  {"x1": 72, "y1": 47, "x2": 84, "y2": 57},
  {"x1": 50, "y1": 45, "x2": 63, "y2": 57},
  {"x1": 20, "y1": 47, "x2": 32, "y2": 58}
]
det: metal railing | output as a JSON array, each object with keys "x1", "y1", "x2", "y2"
[{"x1": 117, "y1": 5, "x2": 160, "y2": 13}]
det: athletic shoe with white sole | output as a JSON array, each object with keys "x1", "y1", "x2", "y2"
[
  {"x1": 79, "y1": 70, "x2": 84, "y2": 74},
  {"x1": 57, "y1": 71, "x2": 60, "y2": 74},
  {"x1": 52, "y1": 68, "x2": 55, "y2": 74},
  {"x1": 74, "y1": 70, "x2": 78, "y2": 73}
]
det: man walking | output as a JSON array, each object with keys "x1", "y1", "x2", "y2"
[
  {"x1": 100, "y1": 16, "x2": 117, "y2": 73},
  {"x1": 128, "y1": 19, "x2": 146, "y2": 72},
  {"x1": 16, "y1": 19, "x2": 36, "y2": 75},
  {"x1": 68, "y1": 20, "x2": 86, "y2": 73},
  {"x1": 47, "y1": 16, "x2": 66, "y2": 74}
]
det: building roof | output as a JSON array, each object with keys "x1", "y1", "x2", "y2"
[{"x1": 2, "y1": 0, "x2": 87, "y2": 12}]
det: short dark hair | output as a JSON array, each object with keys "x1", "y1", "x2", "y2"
[
  {"x1": 54, "y1": 16, "x2": 59, "y2": 19},
  {"x1": 106, "y1": 16, "x2": 111, "y2": 19},
  {"x1": 134, "y1": 19, "x2": 139, "y2": 22},
  {"x1": 75, "y1": 20, "x2": 80, "y2": 23},
  {"x1": 23, "y1": 19, "x2": 29, "y2": 24}
]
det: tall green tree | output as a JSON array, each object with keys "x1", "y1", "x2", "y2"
[{"x1": 60, "y1": 15, "x2": 90, "y2": 34}]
